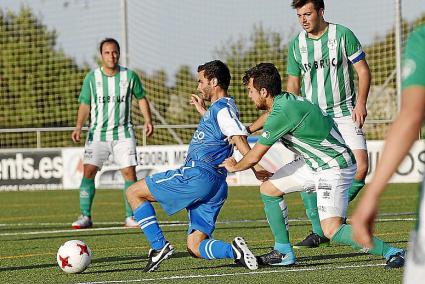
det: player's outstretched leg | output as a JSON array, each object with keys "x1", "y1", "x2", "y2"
[
  {"x1": 133, "y1": 201, "x2": 173, "y2": 272},
  {"x1": 331, "y1": 223, "x2": 405, "y2": 269},
  {"x1": 197, "y1": 237, "x2": 258, "y2": 270}
]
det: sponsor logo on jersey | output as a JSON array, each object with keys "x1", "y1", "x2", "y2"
[{"x1": 327, "y1": 39, "x2": 337, "y2": 50}]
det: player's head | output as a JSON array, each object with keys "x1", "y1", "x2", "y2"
[
  {"x1": 99, "y1": 38, "x2": 120, "y2": 70},
  {"x1": 292, "y1": 0, "x2": 325, "y2": 34},
  {"x1": 243, "y1": 63, "x2": 281, "y2": 110},
  {"x1": 197, "y1": 60, "x2": 231, "y2": 101}
]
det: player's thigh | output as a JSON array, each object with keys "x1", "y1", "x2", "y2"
[
  {"x1": 333, "y1": 116, "x2": 367, "y2": 151},
  {"x1": 146, "y1": 166, "x2": 220, "y2": 216},
  {"x1": 83, "y1": 140, "x2": 111, "y2": 169},
  {"x1": 127, "y1": 178, "x2": 156, "y2": 202},
  {"x1": 316, "y1": 164, "x2": 356, "y2": 220},
  {"x1": 187, "y1": 181, "x2": 228, "y2": 237},
  {"x1": 268, "y1": 158, "x2": 314, "y2": 194},
  {"x1": 112, "y1": 138, "x2": 137, "y2": 168}
]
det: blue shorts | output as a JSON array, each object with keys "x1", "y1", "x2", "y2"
[{"x1": 145, "y1": 163, "x2": 227, "y2": 236}]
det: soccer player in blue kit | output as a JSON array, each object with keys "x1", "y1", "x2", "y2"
[{"x1": 126, "y1": 60, "x2": 265, "y2": 272}]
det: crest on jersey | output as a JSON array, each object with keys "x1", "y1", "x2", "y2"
[
  {"x1": 300, "y1": 46, "x2": 308, "y2": 53},
  {"x1": 120, "y1": 81, "x2": 129, "y2": 89},
  {"x1": 262, "y1": 131, "x2": 270, "y2": 139},
  {"x1": 203, "y1": 110, "x2": 211, "y2": 120},
  {"x1": 327, "y1": 39, "x2": 337, "y2": 50}
]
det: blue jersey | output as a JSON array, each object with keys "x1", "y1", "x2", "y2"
[{"x1": 185, "y1": 97, "x2": 246, "y2": 171}]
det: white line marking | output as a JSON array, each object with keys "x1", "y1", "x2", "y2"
[
  {"x1": 0, "y1": 217, "x2": 416, "y2": 237},
  {"x1": 76, "y1": 263, "x2": 386, "y2": 284}
]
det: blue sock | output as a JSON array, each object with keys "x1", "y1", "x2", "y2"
[
  {"x1": 133, "y1": 202, "x2": 167, "y2": 250},
  {"x1": 274, "y1": 242, "x2": 293, "y2": 254},
  {"x1": 384, "y1": 247, "x2": 403, "y2": 260},
  {"x1": 199, "y1": 239, "x2": 234, "y2": 260}
]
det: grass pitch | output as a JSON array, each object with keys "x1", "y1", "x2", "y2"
[{"x1": 0, "y1": 184, "x2": 418, "y2": 284}]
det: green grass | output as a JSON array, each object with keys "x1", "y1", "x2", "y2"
[{"x1": 0, "y1": 184, "x2": 418, "y2": 284}]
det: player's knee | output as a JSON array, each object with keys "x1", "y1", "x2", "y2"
[
  {"x1": 126, "y1": 181, "x2": 143, "y2": 200},
  {"x1": 260, "y1": 181, "x2": 282, "y2": 196},
  {"x1": 356, "y1": 161, "x2": 368, "y2": 180},
  {"x1": 186, "y1": 246, "x2": 201, "y2": 258}
]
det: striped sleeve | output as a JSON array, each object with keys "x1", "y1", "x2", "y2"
[{"x1": 78, "y1": 73, "x2": 92, "y2": 105}]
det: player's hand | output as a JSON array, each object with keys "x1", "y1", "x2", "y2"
[
  {"x1": 144, "y1": 121, "x2": 154, "y2": 137},
  {"x1": 351, "y1": 187, "x2": 379, "y2": 249},
  {"x1": 352, "y1": 103, "x2": 367, "y2": 128},
  {"x1": 219, "y1": 157, "x2": 237, "y2": 172},
  {"x1": 71, "y1": 128, "x2": 81, "y2": 143},
  {"x1": 254, "y1": 169, "x2": 273, "y2": 181},
  {"x1": 190, "y1": 94, "x2": 206, "y2": 116}
]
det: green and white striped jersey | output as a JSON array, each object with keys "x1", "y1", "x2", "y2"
[
  {"x1": 78, "y1": 66, "x2": 145, "y2": 141},
  {"x1": 287, "y1": 23, "x2": 365, "y2": 118},
  {"x1": 258, "y1": 93, "x2": 355, "y2": 171}
]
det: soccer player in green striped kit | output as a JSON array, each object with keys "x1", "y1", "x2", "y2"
[
  {"x1": 352, "y1": 25, "x2": 425, "y2": 283},
  {"x1": 71, "y1": 38, "x2": 153, "y2": 228},
  {"x1": 221, "y1": 63, "x2": 404, "y2": 268},
  {"x1": 287, "y1": 0, "x2": 371, "y2": 248}
]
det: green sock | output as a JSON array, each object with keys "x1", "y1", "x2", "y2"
[
  {"x1": 348, "y1": 179, "x2": 365, "y2": 202},
  {"x1": 331, "y1": 224, "x2": 392, "y2": 257},
  {"x1": 79, "y1": 177, "x2": 95, "y2": 217},
  {"x1": 124, "y1": 180, "x2": 135, "y2": 217},
  {"x1": 300, "y1": 191, "x2": 324, "y2": 237},
  {"x1": 261, "y1": 194, "x2": 290, "y2": 244}
]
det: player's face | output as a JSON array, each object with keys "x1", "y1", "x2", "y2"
[
  {"x1": 197, "y1": 70, "x2": 213, "y2": 102},
  {"x1": 101, "y1": 42, "x2": 120, "y2": 70},
  {"x1": 296, "y1": 2, "x2": 323, "y2": 35},
  {"x1": 247, "y1": 78, "x2": 267, "y2": 110}
]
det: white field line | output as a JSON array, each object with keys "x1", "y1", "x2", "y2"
[
  {"x1": 76, "y1": 263, "x2": 386, "y2": 284},
  {"x1": 0, "y1": 216, "x2": 416, "y2": 237}
]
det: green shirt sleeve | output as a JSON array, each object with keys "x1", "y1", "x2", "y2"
[
  {"x1": 129, "y1": 71, "x2": 145, "y2": 100},
  {"x1": 258, "y1": 101, "x2": 293, "y2": 146},
  {"x1": 287, "y1": 37, "x2": 301, "y2": 77},
  {"x1": 342, "y1": 26, "x2": 365, "y2": 63},
  {"x1": 78, "y1": 73, "x2": 92, "y2": 105},
  {"x1": 402, "y1": 25, "x2": 425, "y2": 89}
]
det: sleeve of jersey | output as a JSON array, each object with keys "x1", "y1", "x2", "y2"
[
  {"x1": 78, "y1": 74, "x2": 92, "y2": 105},
  {"x1": 216, "y1": 108, "x2": 248, "y2": 137},
  {"x1": 344, "y1": 28, "x2": 365, "y2": 64},
  {"x1": 287, "y1": 39, "x2": 301, "y2": 76},
  {"x1": 402, "y1": 27, "x2": 425, "y2": 89},
  {"x1": 258, "y1": 110, "x2": 291, "y2": 147},
  {"x1": 130, "y1": 71, "x2": 146, "y2": 100}
]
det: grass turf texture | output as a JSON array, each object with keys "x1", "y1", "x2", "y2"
[{"x1": 0, "y1": 183, "x2": 418, "y2": 284}]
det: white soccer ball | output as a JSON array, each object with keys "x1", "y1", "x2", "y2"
[{"x1": 56, "y1": 240, "x2": 92, "y2": 273}]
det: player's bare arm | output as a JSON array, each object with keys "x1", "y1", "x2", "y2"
[
  {"x1": 351, "y1": 87, "x2": 425, "y2": 248},
  {"x1": 220, "y1": 142, "x2": 270, "y2": 173},
  {"x1": 71, "y1": 103, "x2": 90, "y2": 143},
  {"x1": 139, "y1": 97, "x2": 154, "y2": 137},
  {"x1": 190, "y1": 94, "x2": 207, "y2": 115},
  {"x1": 246, "y1": 112, "x2": 269, "y2": 134},
  {"x1": 352, "y1": 59, "x2": 371, "y2": 128},
  {"x1": 286, "y1": 75, "x2": 301, "y2": 95},
  {"x1": 230, "y1": 135, "x2": 272, "y2": 181}
]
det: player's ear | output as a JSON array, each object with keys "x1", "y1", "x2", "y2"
[
  {"x1": 260, "y1": 87, "x2": 268, "y2": 97},
  {"x1": 211, "y1": 78, "x2": 218, "y2": 87}
]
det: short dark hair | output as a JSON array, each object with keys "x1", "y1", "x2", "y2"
[
  {"x1": 291, "y1": 0, "x2": 324, "y2": 11},
  {"x1": 99, "y1": 38, "x2": 120, "y2": 54},
  {"x1": 243, "y1": 63, "x2": 282, "y2": 97},
  {"x1": 197, "y1": 60, "x2": 231, "y2": 91}
]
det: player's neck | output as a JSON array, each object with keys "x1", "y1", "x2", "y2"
[
  {"x1": 308, "y1": 21, "x2": 329, "y2": 39},
  {"x1": 101, "y1": 65, "x2": 119, "y2": 76},
  {"x1": 210, "y1": 90, "x2": 227, "y2": 104}
]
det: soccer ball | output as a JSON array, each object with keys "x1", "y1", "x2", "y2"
[{"x1": 56, "y1": 240, "x2": 92, "y2": 273}]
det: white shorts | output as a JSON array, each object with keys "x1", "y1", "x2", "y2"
[
  {"x1": 83, "y1": 138, "x2": 137, "y2": 169},
  {"x1": 269, "y1": 157, "x2": 356, "y2": 220},
  {"x1": 403, "y1": 181, "x2": 425, "y2": 284},
  {"x1": 333, "y1": 116, "x2": 367, "y2": 151}
]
